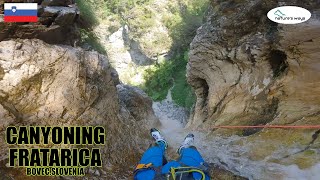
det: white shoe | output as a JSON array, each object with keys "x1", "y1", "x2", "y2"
[
  {"x1": 150, "y1": 128, "x2": 168, "y2": 149},
  {"x1": 177, "y1": 133, "x2": 194, "y2": 154}
]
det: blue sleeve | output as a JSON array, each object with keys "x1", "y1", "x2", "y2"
[{"x1": 134, "y1": 142, "x2": 166, "y2": 180}]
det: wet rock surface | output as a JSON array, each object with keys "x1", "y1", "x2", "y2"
[{"x1": 187, "y1": 0, "x2": 320, "y2": 178}]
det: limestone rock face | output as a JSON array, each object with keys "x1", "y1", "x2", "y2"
[
  {"x1": 103, "y1": 26, "x2": 152, "y2": 85},
  {"x1": 0, "y1": 0, "x2": 79, "y2": 45},
  {"x1": 187, "y1": 0, "x2": 320, "y2": 173},
  {"x1": 0, "y1": 39, "x2": 151, "y2": 178},
  {"x1": 117, "y1": 84, "x2": 159, "y2": 128}
]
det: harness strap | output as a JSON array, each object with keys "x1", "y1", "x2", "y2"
[
  {"x1": 134, "y1": 163, "x2": 164, "y2": 178},
  {"x1": 178, "y1": 161, "x2": 210, "y2": 173},
  {"x1": 169, "y1": 166, "x2": 206, "y2": 180},
  {"x1": 135, "y1": 163, "x2": 153, "y2": 170}
]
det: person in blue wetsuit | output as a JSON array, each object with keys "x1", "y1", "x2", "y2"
[{"x1": 134, "y1": 128, "x2": 211, "y2": 180}]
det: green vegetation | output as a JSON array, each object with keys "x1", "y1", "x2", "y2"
[
  {"x1": 76, "y1": 0, "x2": 157, "y2": 55},
  {"x1": 143, "y1": 61, "x2": 174, "y2": 101},
  {"x1": 79, "y1": 29, "x2": 107, "y2": 54},
  {"x1": 163, "y1": 0, "x2": 208, "y2": 51},
  {"x1": 143, "y1": 0, "x2": 208, "y2": 108},
  {"x1": 126, "y1": 6, "x2": 156, "y2": 39},
  {"x1": 77, "y1": 0, "x2": 154, "y2": 27},
  {"x1": 171, "y1": 52, "x2": 196, "y2": 108},
  {"x1": 76, "y1": 0, "x2": 107, "y2": 54},
  {"x1": 76, "y1": 0, "x2": 208, "y2": 109},
  {"x1": 104, "y1": 0, "x2": 153, "y2": 15},
  {"x1": 76, "y1": 0, "x2": 99, "y2": 27},
  {"x1": 142, "y1": 51, "x2": 196, "y2": 108}
]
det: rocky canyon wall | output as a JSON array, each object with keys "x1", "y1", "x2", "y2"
[
  {"x1": 0, "y1": 39, "x2": 159, "y2": 179},
  {"x1": 187, "y1": 0, "x2": 320, "y2": 171},
  {"x1": 0, "y1": 1, "x2": 159, "y2": 179}
]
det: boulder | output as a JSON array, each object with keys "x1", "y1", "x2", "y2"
[
  {"x1": 117, "y1": 84, "x2": 159, "y2": 127},
  {"x1": 40, "y1": 6, "x2": 61, "y2": 17},
  {"x1": 0, "y1": 39, "x2": 151, "y2": 179},
  {"x1": 0, "y1": 23, "x2": 79, "y2": 44},
  {"x1": 54, "y1": 7, "x2": 77, "y2": 26}
]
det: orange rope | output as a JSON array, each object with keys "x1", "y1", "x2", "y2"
[{"x1": 208, "y1": 125, "x2": 320, "y2": 129}]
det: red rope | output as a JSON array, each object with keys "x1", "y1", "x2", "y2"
[{"x1": 209, "y1": 125, "x2": 320, "y2": 129}]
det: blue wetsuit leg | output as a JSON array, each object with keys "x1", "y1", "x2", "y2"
[
  {"x1": 179, "y1": 147, "x2": 211, "y2": 180},
  {"x1": 134, "y1": 141, "x2": 166, "y2": 180}
]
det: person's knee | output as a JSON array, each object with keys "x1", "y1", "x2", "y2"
[
  {"x1": 179, "y1": 148, "x2": 205, "y2": 166},
  {"x1": 180, "y1": 146, "x2": 200, "y2": 156},
  {"x1": 139, "y1": 146, "x2": 165, "y2": 166}
]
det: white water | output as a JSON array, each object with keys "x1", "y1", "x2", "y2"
[{"x1": 152, "y1": 89, "x2": 320, "y2": 180}]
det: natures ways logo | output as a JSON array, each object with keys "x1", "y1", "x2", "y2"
[{"x1": 267, "y1": 6, "x2": 311, "y2": 24}]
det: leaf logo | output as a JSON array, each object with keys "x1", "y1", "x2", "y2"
[
  {"x1": 274, "y1": 9, "x2": 285, "y2": 17},
  {"x1": 267, "y1": 6, "x2": 311, "y2": 24}
]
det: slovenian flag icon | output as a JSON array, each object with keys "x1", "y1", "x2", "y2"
[{"x1": 4, "y1": 3, "x2": 38, "y2": 22}]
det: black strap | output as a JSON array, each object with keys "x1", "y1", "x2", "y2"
[
  {"x1": 178, "y1": 161, "x2": 210, "y2": 173},
  {"x1": 133, "y1": 165, "x2": 165, "y2": 179}
]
